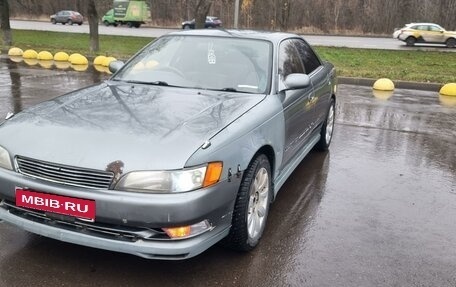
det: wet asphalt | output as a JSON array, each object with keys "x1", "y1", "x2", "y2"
[{"x1": 0, "y1": 56, "x2": 455, "y2": 286}]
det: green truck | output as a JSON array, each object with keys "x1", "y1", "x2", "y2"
[{"x1": 102, "y1": 0, "x2": 149, "y2": 28}]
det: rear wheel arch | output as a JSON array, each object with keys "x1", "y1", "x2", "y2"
[{"x1": 446, "y1": 38, "x2": 456, "y2": 48}]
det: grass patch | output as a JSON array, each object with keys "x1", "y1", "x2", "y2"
[
  {"x1": 2, "y1": 29, "x2": 456, "y2": 83},
  {"x1": 315, "y1": 46, "x2": 456, "y2": 83},
  {"x1": 3, "y1": 29, "x2": 152, "y2": 59}
]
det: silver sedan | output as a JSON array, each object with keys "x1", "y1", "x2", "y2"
[{"x1": 0, "y1": 29, "x2": 336, "y2": 259}]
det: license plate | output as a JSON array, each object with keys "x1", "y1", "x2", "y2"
[{"x1": 16, "y1": 188, "x2": 95, "y2": 220}]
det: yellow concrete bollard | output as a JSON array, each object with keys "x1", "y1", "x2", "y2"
[
  {"x1": 70, "y1": 54, "x2": 89, "y2": 65},
  {"x1": 23, "y1": 49, "x2": 38, "y2": 59},
  {"x1": 439, "y1": 83, "x2": 456, "y2": 97},
  {"x1": 373, "y1": 78, "x2": 395, "y2": 91},
  {"x1": 8, "y1": 47, "x2": 23, "y2": 56},
  {"x1": 37, "y1": 51, "x2": 54, "y2": 61},
  {"x1": 102, "y1": 56, "x2": 117, "y2": 67},
  {"x1": 54, "y1": 52, "x2": 70, "y2": 61},
  {"x1": 94, "y1": 55, "x2": 107, "y2": 66}
]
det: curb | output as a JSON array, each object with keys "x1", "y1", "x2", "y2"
[{"x1": 338, "y1": 77, "x2": 443, "y2": 92}]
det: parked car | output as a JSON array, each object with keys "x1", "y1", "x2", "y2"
[
  {"x1": 395, "y1": 22, "x2": 456, "y2": 48},
  {"x1": 50, "y1": 10, "x2": 83, "y2": 25},
  {"x1": 182, "y1": 16, "x2": 222, "y2": 29},
  {"x1": 0, "y1": 29, "x2": 336, "y2": 260}
]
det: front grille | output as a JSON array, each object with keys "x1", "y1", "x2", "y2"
[{"x1": 15, "y1": 156, "x2": 114, "y2": 189}]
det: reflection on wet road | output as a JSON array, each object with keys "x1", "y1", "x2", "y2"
[{"x1": 0, "y1": 56, "x2": 455, "y2": 286}]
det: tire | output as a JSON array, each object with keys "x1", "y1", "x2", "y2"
[
  {"x1": 127, "y1": 22, "x2": 133, "y2": 28},
  {"x1": 103, "y1": 21, "x2": 110, "y2": 26},
  {"x1": 446, "y1": 38, "x2": 456, "y2": 48},
  {"x1": 183, "y1": 25, "x2": 190, "y2": 30},
  {"x1": 78, "y1": 22, "x2": 82, "y2": 26},
  {"x1": 405, "y1": 36, "x2": 416, "y2": 46},
  {"x1": 316, "y1": 99, "x2": 335, "y2": 151},
  {"x1": 67, "y1": 19, "x2": 73, "y2": 25},
  {"x1": 51, "y1": 19, "x2": 56, "y2": 24},
  {"x1": 223, "y1": 154, "x2": 272, "y2": 251},
  {"x1": 134, "y1": 23, "x2": 141, "y2": 28}
]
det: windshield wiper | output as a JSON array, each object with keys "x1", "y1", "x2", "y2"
[
  {"x1": 220, "y1": 87, "x2": 238, "y2": 92},
  {"x1": 150, "y1": 81, "x2": 169, "y2": 86},
  {"x1": 207, "y1": 87, "x2": 253, "y2": 94},
  {"x1": 124, "y1": 80, "x2": 170, "y2": 86}
]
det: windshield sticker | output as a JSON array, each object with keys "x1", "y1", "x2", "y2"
[{"x1": 208, "y1": 43, "x2": 216, "y2": 64}]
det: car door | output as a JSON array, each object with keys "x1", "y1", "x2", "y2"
[
  {"x1": 279, "y1": 39, "x2": 315, "y2": 166},
  {"x1": 417, "y1": 25, "x2": 441, "y2": 43},
  {"x1": 56, "y1": 11, "x2": 63, "y2": 23},
  {"x1": 426, "y1": 25, "x2": 446, "y2": 43},
  {"x1": 292, "y1": 38, "x2": 330, "y2": 125}
]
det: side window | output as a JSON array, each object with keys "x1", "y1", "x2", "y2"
[
  {"x1": 417, "y1": 25, "x2": 427, "y2": 31},
  {"x1": 293, "y1": 39, "x2": 321, "y2": 74},
  {"x1": 278, "y1": 40, "x2": 304, "y2": 79}
]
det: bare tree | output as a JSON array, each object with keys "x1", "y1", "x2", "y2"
[
  {"x1": 194, "y1": 0, "x2": 215, "y2": 28},
  {"x1": 86, "y1": 0, "x2": 99, "y2": 52},
  {"x1": 0, "y1": 0, "x2": 12, "y2": 47},
  {"x1": 5, "y1": 0, "x2": 456, "y2": 35}
]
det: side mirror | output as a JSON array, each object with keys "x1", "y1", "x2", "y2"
[
  {"x1": 284, "y1": 73, "x2": 311, "y2": 90},
  {"x1": 109, "y1": 60, "x2": 125, "y2": 74}
]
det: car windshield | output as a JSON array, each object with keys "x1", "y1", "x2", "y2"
[{"x1": 113, "y1": 35, "x2": 272, "y2": 94}]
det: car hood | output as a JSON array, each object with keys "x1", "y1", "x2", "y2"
[{"x1": 0, "y1": 81, "x2": 265, "y2": 171}]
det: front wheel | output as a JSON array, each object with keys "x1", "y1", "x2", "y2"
[
  {"x1": 51, "y1": 19, "x2": 56, "y2": 24},
  {"x1": 67, "y1": 19, "x2": 73, "y2": 25},
  {"x1": 224, "y1": 154, "x2": 272, "y2": 251},
  {"x1": 406, "y1": 36, "x2": 416, "y2": 46},
  {"x1": 446, "y1": 38, "x2": 456, "y2": 48},
  {"x1": 316, "y1": 99, "x2": 335, "y2": 151}
]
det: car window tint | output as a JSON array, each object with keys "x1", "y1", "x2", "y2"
[
  {"x1": 429, "y1": 25, "x2": 441, "y2": 31},
  {"x1": 278, "y1": 40, "x2": 304, "y2": 79},
  {"x1": 292, "y1": 39, "x2": 321, "y2": 74}
]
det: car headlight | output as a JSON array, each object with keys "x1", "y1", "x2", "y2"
[
  {"x1": 115, "y1": 162, "x2": 222, "y2": 193},
  {"x1": 0, "y1": 145, "x2": 13, "y2": 170}
]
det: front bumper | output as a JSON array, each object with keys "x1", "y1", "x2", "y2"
[
  {"x1": 0, "y1": 205, "x2": 230, "y2": 259},
  {"x1": 0, "y1": 168, "x2": 241, "y2": 259}
]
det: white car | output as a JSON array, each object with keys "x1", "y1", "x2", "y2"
[{"x1": 394, "y1": 23, "x2": 456, "y2": 47}]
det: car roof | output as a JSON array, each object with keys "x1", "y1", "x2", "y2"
[
  {"x1": 167, "y1": 29, "x2": 303, "y2": 44},
  {"x1": 406, "y1": 23, "x2": 442, "y2": 27}
]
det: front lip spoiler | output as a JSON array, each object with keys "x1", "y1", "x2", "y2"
[{"x1": 0, "y1": 206, "x2": 230, "y2": 260}]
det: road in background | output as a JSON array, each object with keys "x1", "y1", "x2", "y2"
[
  {"x1": 1, "y1": 58, "x2": 456, "y2": 286},
  {"x1": 10, "y1": 20, "x2": 456, "y2": 52}
]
